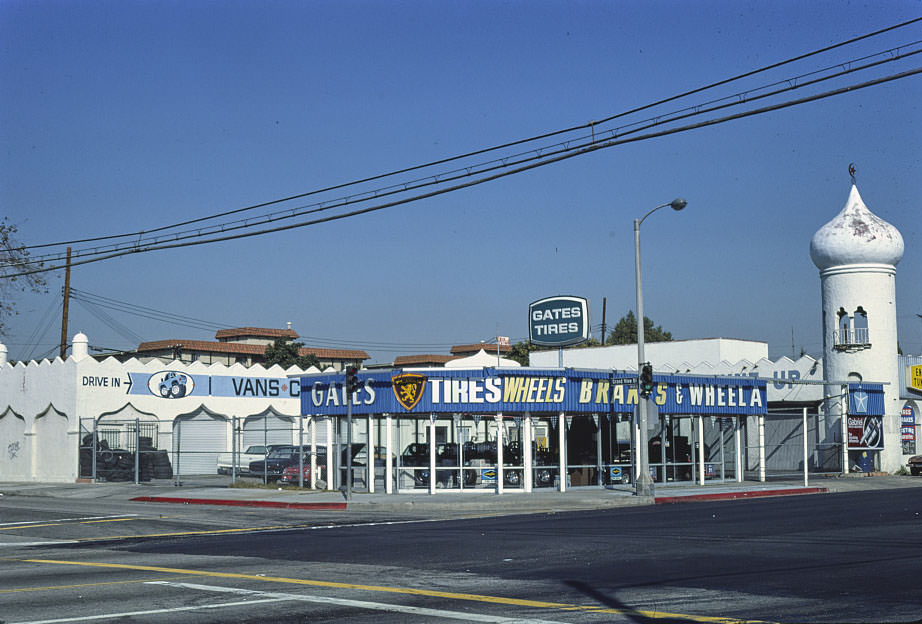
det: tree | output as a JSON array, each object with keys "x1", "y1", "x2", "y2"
[
  {"x1": 263, "y1": 338, "x2": 321, "y2": 370},
  {"x1": 605, "y1": 310, "x2": 673, "y2": 345},
  {"x1": 0, "y1": 218, "x2": 46, "y2": 337}
]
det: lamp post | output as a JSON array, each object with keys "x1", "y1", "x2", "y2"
[{"x1": 633, "y1": 197, "x2": 687, "y2": 497}]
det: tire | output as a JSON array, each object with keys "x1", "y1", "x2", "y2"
[{"x1": 160, "y1": 385, "x2": 169, "y2": 397}]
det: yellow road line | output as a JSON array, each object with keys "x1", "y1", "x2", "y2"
[
  {"x1": 72, "y1": 524, "x2": 314, "y2": 541},
  {"x1": 22, "y1": 558, "x2": 775, "y2": 624}
]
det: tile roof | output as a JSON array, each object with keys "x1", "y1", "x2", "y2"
[
  {"x1": 214, "y1": 327, "x2": 299, "y2": 340},
  {"x1": 393, "y1": 354, "x2": 460, "y2": 367},
  {"x1": 450, "y1": 343, "x2": 513, "y2": 355},
  {"x1": 135, "y1": 339, "x2": 368, "y2": 360}
]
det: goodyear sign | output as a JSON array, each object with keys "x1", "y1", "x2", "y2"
[
  {"x1": 529, "y1": 296, "x2": 589, "y2": 347},
  {"x1": 299, "y1": 369, "x2": 767, "y2": 416}
]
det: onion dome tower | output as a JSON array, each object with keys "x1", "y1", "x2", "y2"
[{"x1": 810, "y1": 174, "x2": 904, "y2": 472}]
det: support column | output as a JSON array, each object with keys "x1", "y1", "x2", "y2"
[
  {"x1": 367, "y1": 414, "x2": 375, "y2": 494},
  {"x1": 803, "y1": 407, "x2": 810, "y2": 487},
  {"x1": 385, "y1": 414, "x2": 393, "y2": 494},
  {"x1": 429, "y1": 415, "x2": 436, "y2": 495},
  {"x1": 840, "y1": 385, "x2": 849, "y2": 474},
  {"x1": 758, "y1": 414, "x2": 766, "y2": 482},
  {"x1": 735, "y1": 416, "x2": 742, "y2": 482},
  {"x1": 698, "y1": 415, "x2": 705, "y2": 485},
  {"x1": 325, "y1": 418, "x2": 334, "y2": 491},
  {"x1": 523, "y1": 412, "x2": 533, "y2": 493},
  {"x1": 496, "y1": 413, "x2": 504, "y2": 495},
  {"x1": 558, "y1": 412, "x2": 566, "y2": 493},
  {"x1": 309, "y1": 416, "x2": 317, "y2": 489}
]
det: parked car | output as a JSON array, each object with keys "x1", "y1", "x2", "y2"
[
  {"x1": 216, "y1": 444, "x2": 286, "y2": 475},
  {"x1": 278, "y1": 463, "x2": 326, "y2": 486},
  {"x1": 908, "y1": 455, "x2": 922, "y2": 476},
  {"x1": 249, "y1": 445, "x2": 324, "y2": 481}
]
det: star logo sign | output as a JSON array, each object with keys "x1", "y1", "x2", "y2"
[{"x1": 853, "y1": 391, "x2": 869, "y2": 414}]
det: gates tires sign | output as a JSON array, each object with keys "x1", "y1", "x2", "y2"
[{"x1": 528, "y1": 296, "x2": 590, "y2": 347}]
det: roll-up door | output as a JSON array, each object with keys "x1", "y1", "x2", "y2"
[
  {"x1": 172, "y1": 411, "x2": 227, "y2": 475},
  {"x1": 242, "y1": 414, "x2": 295, "y2": 448}
]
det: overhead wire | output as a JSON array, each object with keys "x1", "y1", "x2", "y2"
[
  {"x1": 5, "y1": 62, "x2": 921, "y2": 281},
  {"x1": 14, "y1": 39, "x2": 922, "y2": 268},
  {"x1": 12, "y1": 17, "x2": 922, "y2": 256}
]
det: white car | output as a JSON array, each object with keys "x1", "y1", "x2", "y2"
[{"x1": 216, "y1": 445, "x2": 284, "y2": 475}]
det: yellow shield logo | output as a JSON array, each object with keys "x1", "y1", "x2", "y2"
[{"x1": 392, "y1": 373, "x2": 427, "y2": 411}]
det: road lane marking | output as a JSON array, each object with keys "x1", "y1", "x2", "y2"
[
  {"x1": 7, "y1": 598, "x2": 290, "y2": 624},
  {"x1": 0, "y1": 541, "x2": 78, "y2": 547},
  {"x1": 22, "y1": 558, "x2": 775, "y2": 624},
  {"x1": 72, "y1": 523, "x2": 316, "y2": 541},
  {"x1": 0, "y1": 576, "x2": 188, "y2": 593},
  {"x1": 146, "y1": 581, "x2": 573, "y2": 623},
  {"x1": 0, "y1": 515, "x2": 139, "y2": 528},
  {"x1": 0, "y1": 519, "x2": 136, "y2": 531}
]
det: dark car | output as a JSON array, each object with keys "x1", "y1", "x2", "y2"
[
  {"x1": 249, "y1": 446, "x2": 321, "y2": 481},
  {"x1": 908, "y1": 455, "x2": 922, "y2": 476}
]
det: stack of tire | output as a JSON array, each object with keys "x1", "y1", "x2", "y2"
[
  {"x1": 78, "y1": 435, "x2": 173, "y2": 481},
  {"x1": 140, "y1": 437, "x2": 174, "y2": 480}
]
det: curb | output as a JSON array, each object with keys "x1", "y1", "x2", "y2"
[
  {"x1": 654, "y1": 487, "x2": 827, "y2": 504},
  {"x1": 129, "y1": 496, "x2": 347, "y2": 510}
]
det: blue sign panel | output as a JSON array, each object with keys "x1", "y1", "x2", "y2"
[
  {"x1": 847, "y1": 383, "x2": 885, "y2": 416},
  {"x1": 127, "y1": 372, "x2": 301, "y2": 398},
  {"x1": 299, "y1": 369, "x2": 767, "y2": 417},
  {"x1": 528, "y1": 296, "x2": 590, "y2": 347}
]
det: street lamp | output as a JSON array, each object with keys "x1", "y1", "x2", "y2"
[{"x1": 633, "y1": 197, "x2": 687, "y2": 497}]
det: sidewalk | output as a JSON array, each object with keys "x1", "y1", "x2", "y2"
[{"x1": 4, "y1": 473, "x2": 919, "y2": 515}]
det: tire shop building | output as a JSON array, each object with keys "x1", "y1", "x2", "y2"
[{"x1": 297, "y1": 365, "x2": 886, "y2": 494}]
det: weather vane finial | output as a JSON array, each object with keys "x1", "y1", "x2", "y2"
[{"x1": 848, "y1": 162, "x2": 857, "y2": 185}]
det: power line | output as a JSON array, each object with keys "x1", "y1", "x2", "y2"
[
  {"x1": 15, "y1": 17, "x2": 922, "y2": 255},
  {"x1": 5, "y1": 64, "x2": 921, "y2": 280},
  {"x1": 10, "y1": 40, "x2": 921, "y2": 272}
]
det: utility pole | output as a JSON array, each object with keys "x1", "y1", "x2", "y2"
[
  {"x1": 601, "y1": 297, "x2": 607, "y2": 345},
  {"x1": 59, "y1": 247, "x2": 72, "y2": 358}
]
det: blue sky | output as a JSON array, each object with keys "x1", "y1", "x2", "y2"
[{"x1": 2, "y1": 1, "x2": 920, "y2": 364}]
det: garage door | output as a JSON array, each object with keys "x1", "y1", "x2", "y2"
[
  {"x1": 242, "y1": 413, "x2": 295, "y2": 448},
  {"x1": 172, "y1": 412, "x2": 228, "y2": 475}
]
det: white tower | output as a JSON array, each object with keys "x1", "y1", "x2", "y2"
[{"x1": 810, "y1": 183, "x2": 904, "y2": 472}]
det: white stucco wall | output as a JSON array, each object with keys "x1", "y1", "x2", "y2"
[{"x1": 0, "y1": 338, "x2": 317, "y2": 483}]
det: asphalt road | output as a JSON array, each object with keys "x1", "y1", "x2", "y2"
[{"x1": 1, "y1": 489, "x2": 920, "y2": 623}]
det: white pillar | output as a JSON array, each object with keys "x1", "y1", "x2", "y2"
[
  {"x1": 523, "y1": 412, "x2": 533, "y2": 493},
  {"x1": 840, "y1": 385, "x2": 849, "y2": 474},
  {"x1": 365, "y1": 414, "x2": 375, "y2": 494},
  {"x1": 325, "y1": 418, "x2": 334, "y2": 491},
  {"x1": 309, "y1": 417, "x2": 317, "y2": 489},
  {"x1": 496, "y1": 414, "x2": 504, "y2": 495},
  {"x1": 698, "y1": 415, "x2": 705, "y2": 485},
  {"x1": 558, "y1": 412, "x2": 566, "y2": 492},
  {"x1": 428, "y1": 415, "x2": 436, "y2": 495},
  {"x1": 385, "y1": 414, "x2": 393, "y2": 494},
  {"x1": 735, "y1": 417, "x2": 743, "y2": 483},
  {"x1": 758, "y1": 414, "x2": 766, "y2": 482},
  {"x1": 804, "y1": 407, "x2": 810, "y2": 487}
]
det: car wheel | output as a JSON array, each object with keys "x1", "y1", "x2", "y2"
[
  {"x1": 504, "y1": 470, "x2": 521, "y2": 486},
  {"x1": 159, "y1": 385, "x2": 169, "y2": 397},
  {"x1": 170, "y1": 383, "x2": 184, "y2": 398}
]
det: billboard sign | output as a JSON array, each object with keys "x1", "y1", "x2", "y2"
[
  {"x1": 847, "y1": 415, "x2": 884, "y2": 450},
  {"x1": 528, "y1": 296, "x2": 590, "y2": 347},
  {"x1": 908, "y1": 365, "x2": 922, "y2": 393}
]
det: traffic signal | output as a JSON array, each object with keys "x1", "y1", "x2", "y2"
[
  {"x1": 345, "y1": 365, "x2": 359, "y2": 394},
  {"x1": 639, "y1": 363, "x2": 654, "y2": 398}
]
